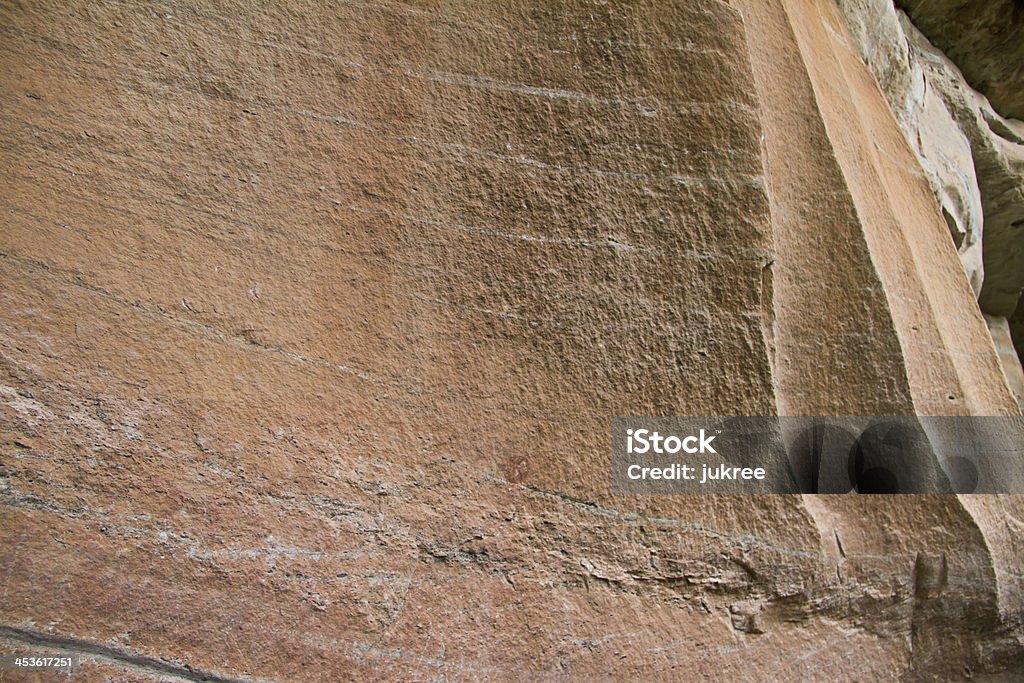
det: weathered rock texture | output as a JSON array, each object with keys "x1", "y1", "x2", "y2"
[
  {"x1": 837, "y1": 0, "x2": 1024, "y2": 409},
  {"x1": 895, "y1": 0, "x2": 1024, "y2": 122},
  {"x1": 1, "y1": 0, "x2": 1023, "y2": 680}
]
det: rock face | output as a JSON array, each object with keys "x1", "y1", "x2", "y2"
[
  {"x1": 1, "y1": 1, "x2": 1022, "y2": 680},
  {"x1": 837, "y1": 0, "x2": 1024, "y2": 408},
  {"x1": 895, "y1": 0, "x2": 1024, "y2": 121}
]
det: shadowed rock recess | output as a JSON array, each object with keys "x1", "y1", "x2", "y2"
[{"x1": 1, "y1": 0, "x2": 1022, "y2": 680}]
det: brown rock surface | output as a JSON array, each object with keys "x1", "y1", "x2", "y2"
[
  {"x1": 1, "y1": 0, "x2": 1022, "y2": 680},
  {"x1": 837, "y1": 0, "x2": 1024, "y2": 406}
]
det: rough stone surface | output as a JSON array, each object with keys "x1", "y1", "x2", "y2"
[
  {"x1": 1, "y1": 0, "x2": 1023, "y2": 680},
  {"x1": 895, "y1": 0, "x2": 1024, "y2": 121},
  {"x1": 986, "y1": 314, "x2": 1024, "y2": 407},
  {"x1": 838, "y1": 0, "x2": 983, "y2": 294},
  {"x1": 837, "y1": 0, "x2": 1024, "y2": 407}
]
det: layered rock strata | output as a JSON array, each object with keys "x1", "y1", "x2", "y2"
[{"x1": 1, "y1": 0, "x2": 1022, "y2": 680}]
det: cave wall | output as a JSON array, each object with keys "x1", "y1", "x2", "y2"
[{"x1": 1, "y1": 0, "x2": 1022, "y2": 680}]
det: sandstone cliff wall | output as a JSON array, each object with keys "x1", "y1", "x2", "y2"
[
  {"x1": 837, "y1": 0, "x2": 1024, "y2": 409},
  {"x1": 1, "y1": 1, "x2": 1022, "y2": 680}
]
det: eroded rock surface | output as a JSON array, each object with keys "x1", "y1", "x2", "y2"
[
  {"x1": 838, "y1": 0, "x2": 1024, "y2": 408},
  {"x1": 1, "y1": 0, "x2": 1023, "y2": 680},
  {"x1": 895, "y1": 0, "x2": 1024, "y2": 121}
]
